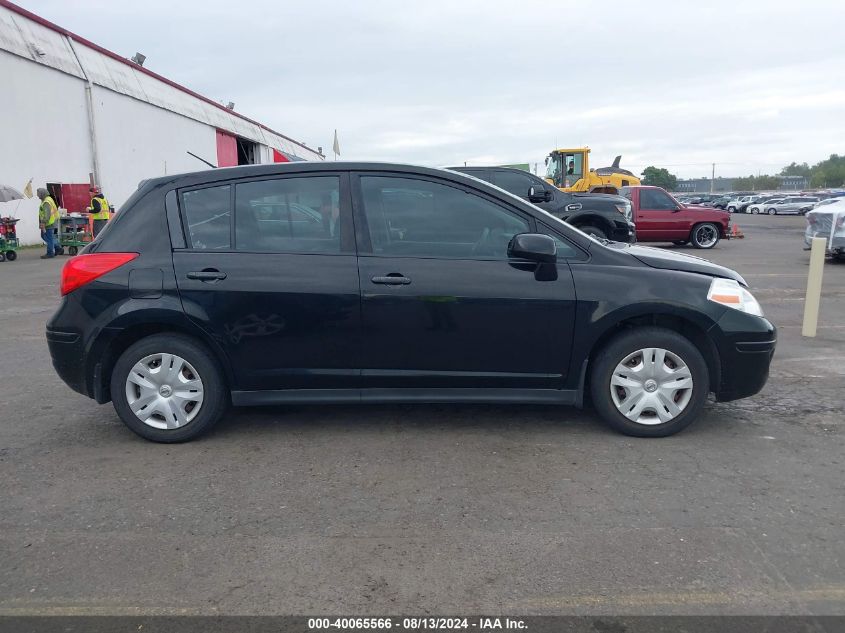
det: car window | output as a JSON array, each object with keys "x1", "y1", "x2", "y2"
[
  {"x1": 538, "y1": 221, "x2": 583, "y2": 259},
  {"x1": 491, "y1": 170, "x2": 535, "y2": 198},
  {"x1": 181, "y1": 185, "x2": 231, "y2": 250},
  {"x1": 235, "y1": 176, "x2": 340, "y2": 253},
  {"x1": 640, "y1": 188, "x2": 678, "y2": 210},
  {"x1": 360, "y1": 176, "x2": 529, "y2": 259}
]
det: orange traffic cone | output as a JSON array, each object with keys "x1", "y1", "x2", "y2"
[{"x1": 731, "y1": 224, "x2": 744, "y2": 239}]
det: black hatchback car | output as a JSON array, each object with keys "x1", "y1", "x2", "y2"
[{"x1": 47, "y1": 162, "x2": 776, "y2": 442}]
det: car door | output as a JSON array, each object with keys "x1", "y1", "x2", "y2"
[
  {"x1": 172, "y1": 173, "x2": 361, "y2": 392},
  {"x1": 635, "y1": 188, "x2": 686, "y2": 240},
  {"x1": 352, "y1": 172, "x2": 577, "y2": 392}
]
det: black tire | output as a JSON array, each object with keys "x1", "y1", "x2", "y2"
[
  {"x1": 727, "y1": 206, "x2": 736, "y2": 213},
  {"x1": 767, "y1": 208, "x2": 776, "y2": 215},
  {"x1": 5, "y1": 250, "x2": 16, "y2": 261},
  {"x1": 577, "y1": 225, "x2": 607, "y2": 240},
  {"x1": 690, "y1": 222, "x2": 720, "y2": 249},
  {"x1": 110, "y1": 333, "x2": 228, "y2": 442},
  {"x1": 589, "y1": 327, "x2": 709, "y2": 437},
  {"x1": 56, "y1": 246, "x2": 65, "y2": 255},
  {"x1": 672, "y1": 240, "x2": 688, "y2": 246},
  {"x1": 68, "y1": 246, "x2": 78, "y2": 256}
]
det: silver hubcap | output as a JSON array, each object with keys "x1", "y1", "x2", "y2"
[
  {"x1": 610, "y1": 347, "x2": 694, "y2": 425},
  {"x1": 125, "y1": 353, "x2": 204, "y2": 429},
  {"x1": 695, "y1": 225, "x2": 717, "y2": 247}
]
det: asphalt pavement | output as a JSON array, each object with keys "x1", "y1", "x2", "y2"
[{"x1": 0, "y1": 214, "x2": 843, "y2": 616}]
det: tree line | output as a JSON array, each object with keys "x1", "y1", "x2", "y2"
[{"x1": 640, "y1": 154, "x2": 845, "y2": 190}]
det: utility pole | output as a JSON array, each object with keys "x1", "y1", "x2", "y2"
[{"x1": 711, "y1": 163, "x2": 715, "y2": 194}]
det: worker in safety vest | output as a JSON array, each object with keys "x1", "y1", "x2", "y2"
[
  {"x1": 37, "y1": 187, "x2": 59, "y2": 259},
  {"x1": 88, "y1": 187, "x2": 111, "y2": 237}
]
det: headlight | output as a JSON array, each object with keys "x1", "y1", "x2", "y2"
[
  {"x1": 614, "y1": 202, "x2": 633, "y2": 221},
  {"x1": 707, "y1": 278, "x2": 764, "y2": 317}
]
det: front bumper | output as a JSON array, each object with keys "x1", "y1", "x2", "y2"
[
  {"x1": 610, "y1": 221, "x2": 637, "y2": 244},
  {"x1": 711, "y1": 310, "x2": 776, "y2": 402}
]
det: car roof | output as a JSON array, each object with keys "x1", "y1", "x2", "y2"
[{"x1": 141, "y1": 161, "x2": 494, "y2": 192}]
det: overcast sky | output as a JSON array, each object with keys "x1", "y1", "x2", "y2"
[{"x1": 23, "y1": 0, "x2": 845, "y2": 179}]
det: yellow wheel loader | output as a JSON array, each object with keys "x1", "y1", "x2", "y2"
[{"x1": 544, "y1": 147, "x2": 640, "y2": 194}]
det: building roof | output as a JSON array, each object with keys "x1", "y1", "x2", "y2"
[{"x1": 0, "y1": 0, "x2": 323, "y2": 160}]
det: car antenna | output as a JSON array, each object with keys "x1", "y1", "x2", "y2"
[{"x1": 186, "y1": 151, "x2": 217, "y2": 168}]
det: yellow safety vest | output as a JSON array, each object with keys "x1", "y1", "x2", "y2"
[
  {"x1": 89, "y1": 194, "x2": 111, "y2": 220},
  {"x1": 39, "y1": 196, "x2": 59, "y2": 227}
]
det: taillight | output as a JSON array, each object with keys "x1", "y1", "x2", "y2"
[{"x1": 60, "y1": 253, "x2": 139, "y2": 296}]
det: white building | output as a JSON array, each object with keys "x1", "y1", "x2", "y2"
[{"x1": 0, "y1": 0, "x2": 324, "y2": 245}]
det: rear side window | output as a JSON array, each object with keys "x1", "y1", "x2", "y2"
[
  {"x1": 181, "y1": 185, "x2": 231, "y2": 250},
  {"x1": 235, "y1": 176, "x2": 340, "y2": 253}
]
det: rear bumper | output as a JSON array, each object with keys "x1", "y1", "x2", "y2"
[{"x1": 46, "y1": 326, "x2": 90, "y2": 397}]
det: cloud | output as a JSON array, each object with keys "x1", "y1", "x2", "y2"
[{"x1": 23, "y1": 0, "x2": 845, "y2": 179}]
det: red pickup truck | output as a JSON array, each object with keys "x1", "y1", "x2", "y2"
[{"x1": 621, "y1": 186, "x2": 731, "y2": 249}]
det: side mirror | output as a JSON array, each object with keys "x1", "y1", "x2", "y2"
[
  {"x1": 508, "y1": 233, "x2": 557, "y2": 263},
  {"x1": 528, "y1": 186, "x2": 555, "y2": 203}
]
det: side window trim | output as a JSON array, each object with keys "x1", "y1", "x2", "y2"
[
  {"x1": 165, "y1": 189, "x2": 186, "y2": 249},
  {"x1": 350, "y1": 171, "x2": 533, "y2": 257}
]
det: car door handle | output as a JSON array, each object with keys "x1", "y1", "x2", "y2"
[
  {"x1": 566, "y1": 203, "x2": 582, "y2": 212},
  {"x1": 371, "y1": 274, "x2": 411, "y2": 285},
  {"x1": 187, "y1": 270, "x2": 227, "y2": 281}
]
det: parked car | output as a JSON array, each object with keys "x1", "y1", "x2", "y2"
[
  {"x1": 621, "y1": 185, "x2": 732, "y2": 249},
  {"x1": 745, "y1": 194, "x2": 788, "y2": 214},
  {"x1": 711, "y1": 196, "x2": 731, "y2": 210},
  {"x1": 47, "y1": 163, "x2": 775, "y2": 442},
  {"x1": 726, "y1": 196, "x2": 751, "y2": 213},
  {"x1": 726, "y1": 194, "x2": 762, "y2": 213},
  {"x1": 805, "y1": 198, "x2": 845, "y2": 260},
  {"x1": 750, "y1": 196, "x2": 819, "y2": 215},
  {"x1": 448, "y1": 166, "x2": 635, "y2": 242}
]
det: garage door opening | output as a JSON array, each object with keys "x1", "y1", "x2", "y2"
[
  {"x1": 216, "y1": 129, "x2": 259, "y2": 167},
  {"x1": 236, "y1": 137, "x2": 258, "y2": 165}
]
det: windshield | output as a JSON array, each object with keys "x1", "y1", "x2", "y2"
[{"x1": 544, "y1": 154, "x2": 563, "y2": 186}]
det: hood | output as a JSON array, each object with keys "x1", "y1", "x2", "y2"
[
  {"x1": 573, "y1": 192, "x2": 627, "y2": 203},
  {"x1": 618, "y1": 244, "x2": 746, "y2": 284},
  {"x1": 682, "y1": 204, "x2": 727, "y2": 214}
]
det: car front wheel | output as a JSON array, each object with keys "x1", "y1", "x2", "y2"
[
  {"x1": 110, "y1": 334, "x2": 228, "y2": 442},
  {"x1": 690, "y1": 223, "x2": 720, "y2": 249},
  {"x1": 590, "y1": 327, "x2": 709, "y2": 437}
]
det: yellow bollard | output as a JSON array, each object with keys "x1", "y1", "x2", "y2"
[{"x1": 802, "y1": 237, "x2": 827, "y2": 337}]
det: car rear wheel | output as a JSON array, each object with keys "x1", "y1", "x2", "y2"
[
  {"x1": 577, "y1": 225, "x2": 607, "y2": 240},
  {"x1": 590, "y1": 327, "x2": 709, "y2": 437},
  {"x1": 690, "y1": 223, "x2": 720, "y2": 249},
  {"x1": 111, "y1": 334, "x2": 227, "y2": 442},
  {"x1": 767, "y1": 208, "x2": 777, "y2": 215}
]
